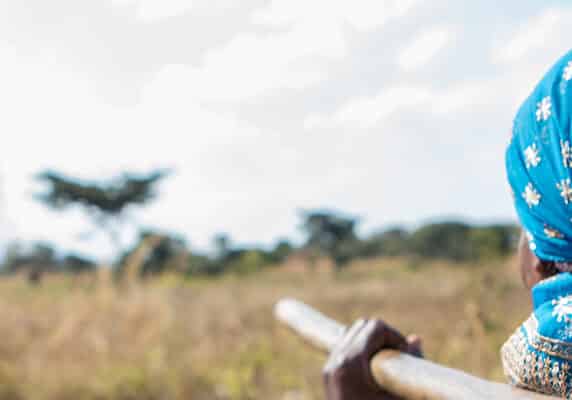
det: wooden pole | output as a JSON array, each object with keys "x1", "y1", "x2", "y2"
[{"x1": 274, "y1": 298, "x2": 553, "y2": 400}]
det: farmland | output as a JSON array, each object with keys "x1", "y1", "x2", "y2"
[{"x1": 0, "y1": 257, "x2": 529, "y2": 399}]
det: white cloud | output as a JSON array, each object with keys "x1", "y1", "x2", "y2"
[
  {"x1": 183, "y1": 22, "x2": 346, "y2": 101},
  {"x1": 110, "y1": 0, "x2": 194, "y2": 20},
  {"x1": 304, "y1": 79, "x2": 501, "y2": 129},
  {"x1": 432, "y1": 80, "x2": 496, "y2": 115},
  {"x1": 189, "y1": 0, "x2": 424, "y2": 102},
  {"x1": 153, "y1": 23, "x2": 347, "y2": 102},
  {"x1": 492, "y1": 8, "x2": 567, "y2": 64},
  {"x1": 110, "y1": 0, "x2": 425, "y2": 103},
  {"x1": 252, "y1": 0, "x2": 421, "y2": 31},
  {"x1": 306, "y1": 86, "x2": 431, "y2": 128},
  {"x1": 110, "y1": 0, "x2": 236, "y2": 21},
  {"x1": 398, "y1": 27, "x2": 453, "y2": 71},
  {"x1": 137, "y1": 0, "x2": 194, "y2": 20}
]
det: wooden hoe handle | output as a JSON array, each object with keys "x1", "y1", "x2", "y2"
[{"x1": 274, "y1": 298, "x2": 552, "y2": 400}]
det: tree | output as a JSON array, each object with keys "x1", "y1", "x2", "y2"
[
  {"x1": 120, "y1": 231, "x2": 189, "y2": 277},
  {"x1": 269, "y1": 239, "x2": 294, "y2": 264},
  {"x1": 229, "y1": 250, "x2": 267, "y2": 275},
  {"x1": 469, "y1": 224, "x2": 519, "y2": 260},
  {"x1": 62, "y1": 254, "x2": 96, "y2": 274},
  {"x1": 213, "y1": 233, "x2": 231, "y2": 262},
  {"x1": 409, "y1": 222, "x2": 472, "y2": 261},
  {"x1": 407, "y1": 222, "x2": 518, "y2": 262},
  {"x1": 360, "y1": 227, "x2": 410, "y2": 258},
  {"x1": 35, "y1": 169, "x2": 169, "y2": 263},
  {"x1": 188, "y1": 253, "x2": 218, "y2": 276},
  {"x1": 301, "y1": 210, "x2": 360, "y2": 269},
  {"x1": 3, "y1": 241, "x2": 59, "y2": 284}
]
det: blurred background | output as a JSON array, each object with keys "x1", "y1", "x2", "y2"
[{"x1": 0, "y1": 1, "x2": 571, "y2": 399}]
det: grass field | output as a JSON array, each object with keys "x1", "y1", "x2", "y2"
[{"x1": 0, "y1": 257, "x2": 530, "y2": 399}]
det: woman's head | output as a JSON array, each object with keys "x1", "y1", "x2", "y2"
[{"x1": 507, "y1": 50, "x2": 572, "y2": 273}]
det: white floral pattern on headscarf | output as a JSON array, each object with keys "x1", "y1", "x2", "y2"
[{"x1": 506, "y1": 50, "x2": 572, "y2": 262}]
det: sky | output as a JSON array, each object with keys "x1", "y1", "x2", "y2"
[{"x1": 1, "y1": 1, "x2": 572, "y2": 260}]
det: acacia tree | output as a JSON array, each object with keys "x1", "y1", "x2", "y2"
[{"x1": 35, "y1": 169, "x2": 169, "y2": 263}]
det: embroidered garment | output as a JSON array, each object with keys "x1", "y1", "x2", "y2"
[
  {"x1": 506, "y1": 50, "x2": 572, "y2": 262},
  {"x1": 502, "y1": 273, "x2": 572, "y2": 397}
]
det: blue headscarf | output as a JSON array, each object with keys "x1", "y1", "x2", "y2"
[{"x1": 506, "y1": 49, "x2": 572, "y2": 262}]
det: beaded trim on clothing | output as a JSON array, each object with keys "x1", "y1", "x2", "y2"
[
  {"x1": 523, "y1": 315, "x2": 572, "y2": 360},
  {"x1": 502, "y1": 321, "x2": 571, "y2": 398}
]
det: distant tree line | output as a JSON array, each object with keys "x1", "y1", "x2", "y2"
[
  {"x1": 0, "y1": 170, "x2": 521, "y2": 281},
  {"x1": 2, "y1": 242, "x2": 96, "y2": 283},
  {"x1": 1, "y1": 212, "x2": 519, "y2": 281}
]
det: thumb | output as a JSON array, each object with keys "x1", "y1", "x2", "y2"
[{"x1": 406, "y1": 334, "x2": 423, "y2": 358}]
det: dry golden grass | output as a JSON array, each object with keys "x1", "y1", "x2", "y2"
[{"x1": 0, "y1": 257, "x2": 530, "y2": 399}]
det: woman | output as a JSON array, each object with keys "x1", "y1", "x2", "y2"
[{"x1": 323, "y1": 50, "x2": 572, "y2": 399}]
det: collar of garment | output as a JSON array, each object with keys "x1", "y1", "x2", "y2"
[
  {"x1": 500, "y1": 271, "x2": 572, "y2": 397},
  {"x1": 533, "y1": 272, "x2": 572, "y2": 310},
  {"x1": 531, "y1": 272, "x2": 572, "y2": 341}
]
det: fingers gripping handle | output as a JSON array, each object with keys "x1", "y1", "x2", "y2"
[
  {"x1": 274, "y1": 298, "x2": 555, "y2": 400},
  {"x1": 274, "y1": 298, "x2": 347, "y2": 352}
]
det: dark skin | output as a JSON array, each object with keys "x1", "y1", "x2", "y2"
[
  {"x1": 322, "y1": 319, "x2": 422, "y2": 400},
  {"x1": 517, "y1": 232, "x2": 558, "y2": 292},
  {"x1": 323, "y1": 230, "x2": 555, "y2": 400}
]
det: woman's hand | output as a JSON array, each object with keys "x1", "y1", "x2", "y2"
[{"x1": 322, "y1": 319, "x2": 422, "y2": 400}]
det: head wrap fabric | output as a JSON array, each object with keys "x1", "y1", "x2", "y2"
[{"x1": 506, "y1": 49, "x2": 572, "y2": 262}]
